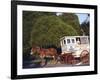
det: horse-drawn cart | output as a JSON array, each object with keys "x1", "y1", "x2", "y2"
[
  {"x1": 30, "y1": 36, "x2": 90, "y2": 67},
  {"x1": 59, "y1": 36, "x2": 89, "y2": 65}
]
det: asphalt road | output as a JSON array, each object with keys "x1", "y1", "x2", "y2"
[
  {"x1": 44, "y1": 62, "x2": 89, "y2": 68},
  {"x1": 45, "y1": 62, "x2": 75, "y2": 68},
  {"x1": 23, "y1": 60, "x2": 89, "y2": 69}
]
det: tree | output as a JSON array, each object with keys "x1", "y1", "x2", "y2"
[
  {"x1": 80, "y1": 14, "x2": 90, "y2": 36},
  {"x1": 23, "y1": 11, "x2": 55, "y2": 53},
  {"x1": 59, "y1": 13, "x2": 82, "y2": 35},
  {"x1": 30, "y1": 15, "x2": 78, "y2": 47},
  {"x1": 23, "y1": 11, "x2": 81, "y2": 54}
]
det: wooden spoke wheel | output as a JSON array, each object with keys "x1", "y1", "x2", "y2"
[
  {"x1": 66, "y1": 54, "x2": 75, "y2": 64},
  {"x1": 80, "y1": 50, "x2": 89, "y2": 64},
  {"x1": 62, "y1": 54, "x2": 75, "y2": 64}
]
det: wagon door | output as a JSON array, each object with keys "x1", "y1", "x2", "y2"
[{"x1": 66, "y1": 38, "x2": 76, "y2": 52}]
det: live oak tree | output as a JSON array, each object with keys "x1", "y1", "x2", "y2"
[
  {"x1": 59, "y1": 13, "x2": 82, "y2": 35},
  {"x1": 23, "y1": 11, "x2": 55, "y2": 53},
  {"x1": 30, "y1": 15, "x2": 78, "y2": 48},
  {"x1": 23, "y1": 11, "x2": 81, "y2": 54}
]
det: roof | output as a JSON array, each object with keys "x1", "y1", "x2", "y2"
[{"x1": 60, "y1": 36, "x2": 89, "y2": 41}]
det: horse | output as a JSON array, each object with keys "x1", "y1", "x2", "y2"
[{"x1": 30, "y1": 46, "x2": 58, "y2": 63}]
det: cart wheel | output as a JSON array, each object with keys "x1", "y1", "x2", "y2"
[
  {"x1": 80, "y1": 50, "x2": 89, "y2": 64},
  {"x1": 67, "y1": 54, "x2": 75, "y2": 64},
  {"x1": 63, "y1": 54, "x2": 75, "y2": 64}
]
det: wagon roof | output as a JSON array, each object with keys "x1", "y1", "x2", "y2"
[{"x1": 60, "y1": 36, "x2": 89, "y2": 40}]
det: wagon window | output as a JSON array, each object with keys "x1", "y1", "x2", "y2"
[
  {"x1": 67, "y1": 39, "x2": 70, "y2": 43},
  {"x1": 72, "y1": 39, "x2": 75, "y2": 43},
  {"x1": 80, "y1": 37, "x2": 88, "y2": 44},
  {"x1": 64, "y1": 40, "x2": 66, "y2": 44}
]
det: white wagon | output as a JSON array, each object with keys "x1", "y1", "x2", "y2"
[{"x1": 60, "y1": 36, "x2": 89, "y2": 64}]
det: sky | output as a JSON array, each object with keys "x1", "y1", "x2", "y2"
[
  {"x1": 76, "y1": 13, "x2": 89, "y2": 24},
  {"x1": 56, "y1": 13, "x2": 89, "y2": 25}
]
